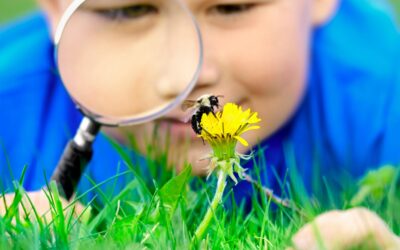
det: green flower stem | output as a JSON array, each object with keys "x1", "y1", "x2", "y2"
[
  {"x1": 193, "y1": 170, "x2": 227, "y2": 243},
  {"x1": 211, "y1": 141, "x2": 236, "y2": 161}
]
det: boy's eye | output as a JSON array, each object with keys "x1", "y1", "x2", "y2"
[
  {"x1": 95, "y1": 4, "x2": 158, "y2": 20},
  {"x1": 211, "y1": 3, "x2": 255, "y2": 15}
]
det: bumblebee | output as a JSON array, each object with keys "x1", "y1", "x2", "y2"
[{"x1": 181, "y1": 94, "x2": 222, "y2": 134}]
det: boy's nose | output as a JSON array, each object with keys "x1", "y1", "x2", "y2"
[
  {"x1": 155, "y1": 56, "x2": 220, "y2": 99},
  {"x1": 196, "y1": 59, "x2": 220, "y2": 88},
  {"x1": 194, "y1": 31, "x2": 221, "y2": 90},
  {"x1": 155, "y1": 27, "x2": 220, "y2": 98}
]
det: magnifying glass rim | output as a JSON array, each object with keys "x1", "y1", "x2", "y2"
[{"x1": 54, "y1": 0, "x2": 203, "y2": 127}]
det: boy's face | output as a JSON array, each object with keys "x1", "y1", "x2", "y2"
[{"x1": 43, "y1": 0, "x2": 337, "y2": 175}]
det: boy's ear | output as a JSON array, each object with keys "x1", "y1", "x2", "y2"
[
  {"x1": 37, "y1": 0, "x2": 63, "y2": 38},
  {"x1": 311, "y1": 0, "x2": 339, "y2": 26}
]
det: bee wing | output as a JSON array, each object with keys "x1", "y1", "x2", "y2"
[
  {"x1": 183, "y1": 108, "x2": 198, "y2": 123},
  {"x1": 181, "y1": 100, "x2": 197, "y2": 111},
  {"x1": 215, "y1": 95, "x2": 224, "y2": 109}
]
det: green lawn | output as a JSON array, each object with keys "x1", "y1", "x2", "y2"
[
  {"x1": 1, "y1": 137, "x2": 399, "y2": 249},
  {"x1": 0, "y1": 0, "x2": 37, "y2": 25},
  {"x1": 392, "y1": 0, "x2": 400, "y2": 16}
]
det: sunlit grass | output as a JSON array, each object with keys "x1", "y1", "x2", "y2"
[
  {"x1": 391, "y1": 0, "x2": 400, "y2": 18},
  {"x1": 0, "y1": 0, "x2": 37, "y2": 25},
  {"x1": 1, "y1": 133, "x2": 399, "y2": 249}
]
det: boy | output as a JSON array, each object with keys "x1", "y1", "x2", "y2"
[{"x1": 1, "y1": 0, "x2": 400, "y2": 248}]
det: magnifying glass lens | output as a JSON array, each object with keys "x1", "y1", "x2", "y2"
[
  {"x1": 52, "y1": 0, "x2": 202, "y2": 199},
  {"x1": 56, "y1": 0, "x2": 202, "y2": 125}
]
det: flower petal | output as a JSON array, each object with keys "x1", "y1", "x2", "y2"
[
  {"x1": 241, "y1": 125, "x2": 260, "y2": 134},
  {"x1": 248, "y1": 112, "x2": 261, "y2": 124},
  {"x1": 234, "y1": 135, "x2": 249, "y2": 146}
]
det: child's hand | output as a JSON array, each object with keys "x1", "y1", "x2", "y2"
[
  {"x1": 290, "y1": 207, "x2": 400, "y2": 250},
  {"x1": 0, "y1": 190, "x2": 85, "y2": 222}
]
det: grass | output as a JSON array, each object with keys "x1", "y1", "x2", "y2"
[
  {"x1": 0, "y1": 0, "x2": 37, "y2": 25},
  {"x1": 391, "y1": 0, "x2": 400, "y2": 17},
  {"x1": 1, "y1": 132, "x2": 399, "y2": 249}
]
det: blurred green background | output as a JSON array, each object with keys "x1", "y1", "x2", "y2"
[
  {"x1": 0, "y1": 0, "x2": 37, "y2": 25},
  {"x1": 0, "y1": 0, "x2": 399, "y2": 25}
]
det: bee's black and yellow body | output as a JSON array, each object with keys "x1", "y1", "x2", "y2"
[{"x1": 191, "y1": 95, "x2": 220, "y2": 134}]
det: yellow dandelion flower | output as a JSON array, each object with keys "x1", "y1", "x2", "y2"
[
  {"x1": 198, "y1": 102, "x2": 261, "y2": 183},
  {"x1": 200, "y1": 102, "x2": 261, "y2": 147}
]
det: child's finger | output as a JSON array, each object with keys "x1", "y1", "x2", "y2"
[
  {"x1": 289, "y1": 207, "x2": 400, "y2": 250},
  {"x1": 0, "y1": 190, "x2": 86, "y2": 223}
]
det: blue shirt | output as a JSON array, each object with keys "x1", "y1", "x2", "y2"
[{"x1": 1, "y1": 0, "x2": 400, "y2": 203}]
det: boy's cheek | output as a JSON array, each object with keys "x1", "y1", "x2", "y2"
[
  {"x1": 233, "y1": 52, "x2": 309, "y2": 147},
  {"x1": 235, "y1": 54, "x2": 308, "y2": 97},
  {"x1": 225, "y1": 20, "x2": 310, "y2": 97}
]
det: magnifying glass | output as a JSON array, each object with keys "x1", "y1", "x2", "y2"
[{"x1": 51, "y1": 0, "x2": 203, "y2": 200}]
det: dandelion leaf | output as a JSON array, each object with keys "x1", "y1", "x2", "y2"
[
  {"x1": 351, "y1": 165, "x2": 398, "y2": 206},
  {"x1": 158, "y1": 165, "x2": 192, "y2": 218}
]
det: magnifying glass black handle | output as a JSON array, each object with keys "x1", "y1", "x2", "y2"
[
  {"x1": 51, "y1": 118, "x2": 101, "y2": 200},
  {"x1": 51, "y1": 140, "x2": 93, "y2": 200}
]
